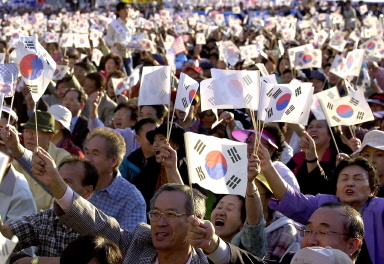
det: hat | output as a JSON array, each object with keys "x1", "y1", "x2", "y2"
[
  {"x1": 1, "y1": 106, "x2": 18, "y2": 121},
  {"x1": 367, "y1": 94, "x2": 384, "y2": 107},
  {"x1": 20, "y1": 110, "x2": 57, "y2": 134},
  {"x1": 309, "y1": 70, "x2": 327, "y2": 81},
  {"x1": 47, "y1": 105, "x2": 72, "y2": 132},
  {"x1": 185, "y1": 66, "x2": 202, "y2": 74},
  {"x1": 146, "y1": 122, "x2": 186, "y2": 157},
  {"x1": 231, "y1": 129, "x2": 278, "y2": 149},
  {"x1": 353, "y1": 130, "x2": 384, "y2": 154},
  {"x1": 200, "y1": 59, "x2": 213, "y2": 69},
  {"x1": 290, "y1": 247, "x2": 353, "y2": 264},
  {"x1": 373, "y1": 111, "x2": 384, "y2": 119}
]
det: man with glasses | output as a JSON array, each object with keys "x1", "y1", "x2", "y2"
[
  {"x1": 280, "y1": 202, "x2": 364, "y2": 263},
  {"x1": 31, "y1": 149, "x2": 265, "y2": 263}
]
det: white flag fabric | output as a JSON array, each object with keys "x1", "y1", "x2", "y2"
[
  {"x1": 60, "y1": 33, "x2": 74, "y2": 48},
  {"x1": 360, "y1": 36, "x2": 384, "y2": 60},
  {"x1": 319, "y1": 89, "x2": 374, "y2": 127},
  {"x1": 311, "y1": 87, "x2": 340, "y2": 120},
  {"x1": 185, "y1": 132, "x2": 248, "y2": 197},
  {"x1": 196, "y1": 33, "x2": 206, "y2": 45},
  {"x1": 287, "y1": 44, "x2": 313, "y2": 68},
  {"x1": 44, "y1": 32, "x2": 60, "y2": 43},
  {"x1": 10, "y1": 36, "x2": 56, "y2": 102},
  {"x1": 328, "y1": 32, "x2": 347, "y2": 52},
  {"x1": 91, "y1": 48, "x2": 103, "y2": 66},
  {"x1": 294, "y1": 49, "x2": 322, "y2": 70},
  {"x1": 330, "y1": 50, "x2": 364, "y2": 78},
  {"x1": 0, "y1": 150, "x2": 10, "y2": 184},
  {"x1": 258, "y1": 82, "x2": 314, "y2": 125},
  {"x1": 74, "y1": 34, "x2": 91, "y2": 48},
  {"x1": 112, "y1": 77, "x2": 129, "y2": 96},
  {"x1": 211, "y1": 69, "x2": 260, "y2": 110},
  {"x1": 138, "y1": 66, "x2": 171, "y2": 106},
  {"x1": 200, "y1": 78, "x2": 232, "y2": 112},
  {"x1": 174, "y1": 73, "x2": 199, "y2": 120},
  {"x1": 52, "y1": 65, "x2": 68, "y2": 81},
  {"x1": 0, "y1": 233, "x2": 18, "y2": 264}
]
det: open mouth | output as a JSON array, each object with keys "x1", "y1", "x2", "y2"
[
  {"x1": 156, "y1": 232, "x2": 169, "y2": 237},
  {"x1": 215, "y1": 219, "x2": 225, "y2": 227},
  {"x1": 155, "y1": 150, "x2": 160, "y2": 156},
  {"x1": 345, "y1": 189, "x2": 354, "y2": 195}
]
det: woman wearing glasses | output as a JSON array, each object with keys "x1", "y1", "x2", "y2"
[{"x1": 257, "y1": 143, "x2": 384, "y2": 264}]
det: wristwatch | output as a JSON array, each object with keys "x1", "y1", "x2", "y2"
[{"x1": 31, "y1": 257, "x2": 39, "y2": 264}]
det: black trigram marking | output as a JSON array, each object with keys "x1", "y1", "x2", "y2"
[
  {"x1": 26, "y1": 84, "x2": 38, "y2": 94},
  {"x1": 266, "y1": 88, "x2": 273, "y2": 97},
  {"x1": 357, "y1": 111, "x2": 364, "y2": 120},
  {"x1": 183, "y1": 83, "x2": 190, "y2": 90},
  {"x1": 208, "y1": 97, "x2": 215, "y2": 105},
  {"x1": 182, "y1": 97, "x2": 188, "y2": 108},
  {"x1": 227, "y1": 147, "x2": 241, "y2": 163},
  {"x1": 207, "y1": 82, "x2": 214, "y2": 90},
  {"x1": 272, "y1": 88, "x2": 282, "y2": 99},
  {"x1": 285, "y1": 105, "x2": 295, "y2": 115},
  {"x1": 327, "y1": 102, "x2": 333, "y2": 110},
  {"x1": 226, "y1": 175, "x2": 241, "y2": 189},
  {"x1": 160, "y1": 70, "x2": 167, "y2": 81},
  {"x1": 327, "y1": 92, "x2": 335, "y2": 99},
  {"x1": 349, "y1": 98, "x2": 359, "y2": 106},
  {"x1": 244, "y1": 94, "x2": 252, "y2": 105},
  {"x1": 160, "y1": 90, "x2": 167, "y2": 98},
  {"x1": 243, "y1": 74, "x2": 252, "y2": 86},
  {"x1": 266, "y1": 108, "x2": 273, "y2": 118},
  {"x1": 332, "y1": 116, "x2": 341, "y2": 122},
  {"x1": 194, "y1": 139, "x2": 206, "y2": 155},
  {"x1": 295, "y1": 86, "x2": 302, "y2": 97},
  {"x1": 24, "y1": 40, "x2": 35, "y2": 49},
  {"x1": 195, "y1": 166, "x2": 206, "y2": 181}
]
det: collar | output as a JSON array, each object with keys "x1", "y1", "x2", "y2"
[
  {"x1": 0, "y1": 166, "x2": 16, "y2": 196},
  {"x1": 95, "y1": 172, "x2": 122, "y2": 200}
]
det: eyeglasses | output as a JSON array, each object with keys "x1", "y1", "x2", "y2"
[
  {"x1": 113, "y1": 113, "x2": 130, "y2": 119},
  {"x1": 147, "y1": 211, "x2": 189, "y2": 223},
  {"x1": 299, "y1": 227, "x2": 349, "y2": 239}
]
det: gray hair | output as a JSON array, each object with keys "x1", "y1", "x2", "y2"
[{"x1": 149, "y1": 184, "x2": 207, "y2": 218}]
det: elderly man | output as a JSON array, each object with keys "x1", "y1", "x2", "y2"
[
  {"x1": 31, "y1": 148, "x2": 266, "y2": 264},
  {"x1": 1, "y1": 111, "x2": 70, "y2": 211},
  {"x1": 0, "y1": 156, "x2": 98, "y2": 264}
]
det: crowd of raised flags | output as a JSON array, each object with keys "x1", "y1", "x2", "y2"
[{"x1": 0, "y1": 0, "x2": 384, "y2": 260}]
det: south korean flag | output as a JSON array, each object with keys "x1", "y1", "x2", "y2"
[{"x1": 185, "y1": 132, "x2": 248, "y2": 197}]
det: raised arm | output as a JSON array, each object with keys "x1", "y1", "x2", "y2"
[{"x1": 257, "y1": 144, "x2": 288, "y2": 201}]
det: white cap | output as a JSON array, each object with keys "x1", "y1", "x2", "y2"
[
  {"x1": 290, "y1": 247, "x2": 353, "y2": 264},
  {"x1": 1, "y1": 106, "x2": 18, "y2": 121},
  {"x1": 47, "y1": 104, "x2": 72, "y2": 132},
  {"x1": 353, "y1": 130, "x2": 384, "y2": 155}
]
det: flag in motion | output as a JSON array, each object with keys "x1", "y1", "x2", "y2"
[
  {"x1": 10, "y1": 36, "x2": 56, "y2": 102},
  {"x1": 185, "y1": 132, "x2": 248, "y2": 197}
]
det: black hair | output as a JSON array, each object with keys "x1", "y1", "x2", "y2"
[
  {"x1": 134, "y1": 117, "x2": 157, "y2": 135},
  {"x1": 58, "y1": 156, "x2": 99, "y2": 189}
]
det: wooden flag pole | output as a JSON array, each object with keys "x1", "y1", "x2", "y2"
[
  {"x1": 348, "y1": 125, "x2": 356, "y2": 139},
  {"x1": 328, "y1": 126, "x2": 340, "y2": 155},
  {"x1": 255, "y1": 121, "x2": 265, "y2": 155},
  {"x1": 34, "y1": 105, "x2": 39, "y2": 149},
  {"x1": 7, "y1": 95, "x2": 15, "y2": 126}
]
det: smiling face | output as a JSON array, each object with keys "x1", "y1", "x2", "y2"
[
  {"x1": 105, "y1": 59, "x2": 118, "y2": 75},
  {"x1": 112, "y1": 107, "x2": 134, "y2": 129},
  {"x1": 210, "y1": 195, "x2": 244, "y2": 242},
  {"x1": 306, "y1": 119, "x2": 331, "y2": 149},
  {"x1": 336, "y1": 165, "x2": 373, "y2": 210},
  {"x1": 150, "y1": 191, "x2": 190, "y2": 253}
]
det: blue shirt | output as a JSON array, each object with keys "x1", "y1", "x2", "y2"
[{"x1": 89, "y1": 173, "x2": 147, "y2": 231}]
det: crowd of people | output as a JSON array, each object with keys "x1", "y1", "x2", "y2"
[{"x1": 1, "y1": 0, "x2": 384, "y2": 263}]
